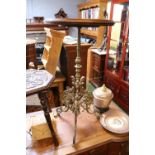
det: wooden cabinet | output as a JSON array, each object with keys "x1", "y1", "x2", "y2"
[
  {"x1": 104, "y1": 0, "x2": 129, "y2": 113},
  {"x1": 91, "y1": 51, "x2": 106, "y2": 87},
  {"x1": 78, "y1": 0, "x2": 108, "y2": 47},
  {"x1": 87, "y1": 48, "x2": 107, "y2": 87}
]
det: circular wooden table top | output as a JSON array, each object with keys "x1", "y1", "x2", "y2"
[{"x1": 45, "y1": 18, "x2": 115, "y2": 27}]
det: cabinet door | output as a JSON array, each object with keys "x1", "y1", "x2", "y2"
[
  {"x1": 105, "y1": 1, "x2": 129, "y2": 80},
  {"x1": 104, "y1": 0, "x2": 129, "y2": 113},
  {"x1": 78, "y1": 145, "x2": 107, "y2": 155}
]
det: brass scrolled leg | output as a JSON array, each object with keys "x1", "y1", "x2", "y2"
[{"x1": 73, "y1": 110, "x2": 77, "y2": 144}]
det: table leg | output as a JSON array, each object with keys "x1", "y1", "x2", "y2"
[{"x1": 38, "y1": 90, "x2": 59, "y2": 146}]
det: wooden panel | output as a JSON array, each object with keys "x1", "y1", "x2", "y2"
[{"x1": 26, "y1": 42, "x2": 37, "y2": 69}]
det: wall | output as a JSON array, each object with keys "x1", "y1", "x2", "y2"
[{"x1": 26, "y1": 0, "x2": 87, "y2": 36}]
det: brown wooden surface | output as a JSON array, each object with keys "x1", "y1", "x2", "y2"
[
  {"x1": 26, "y1": 102, "x2": 128, "y2": 155},
  {"x1": 26, "y1": 39, "x2": 37, "y2": 69}
]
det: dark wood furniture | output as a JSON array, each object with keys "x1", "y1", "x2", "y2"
[
  {"x1": 61, "y1": 43, "x2": 91, "y2": 87},
  {"x1": 26, "y1": 38, "x2": 37, "y2": 69},
  {"x1": 26, "y1": 69, "x2": 58, "y2": 146},
  {"x1": 26, "y1": 102, "x2": 129, "y2": 155},
  {"x1": 104, "y1": 0, "x2": 129, "y2": 113},
  {"x1": 87, "y1": 49, "x2": 107, "y2": 88}
]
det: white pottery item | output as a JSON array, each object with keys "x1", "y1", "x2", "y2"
[{"x1": 93, "y1": 84, "x2": 113, "y2": 109}]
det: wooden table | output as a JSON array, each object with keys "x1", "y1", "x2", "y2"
[
  {"x1": 26, "y1": 102, "x2": 128, "y2": 155},
  {"x1": 26, "y1": 69, "x2": 58, "y2": 146},
  {"x1": 45, "y1": 18, "x2": 115, "y2": 144}
]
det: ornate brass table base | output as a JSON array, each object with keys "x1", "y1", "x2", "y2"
[{"x1": 51, "y1": 19, "x2": 115, "y2": 144}]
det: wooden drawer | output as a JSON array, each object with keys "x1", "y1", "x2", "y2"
[
  {"x1": 108, "y1": 142, "x2": 129, "y2": 155},
  {"x1": 92, "y1": 53, "x2": 105, "y2": 72}
]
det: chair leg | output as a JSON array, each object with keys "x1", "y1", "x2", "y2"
[{"x1": 38, "y1": 90, "x2": 59, "y2": 146}]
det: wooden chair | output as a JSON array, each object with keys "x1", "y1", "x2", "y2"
[
  {"x1": 42, "y1": 28, "x2": 66, "y2": 107},
  {"x1": 42, "y1": 28, "x2": 66, "y2": 76}
]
